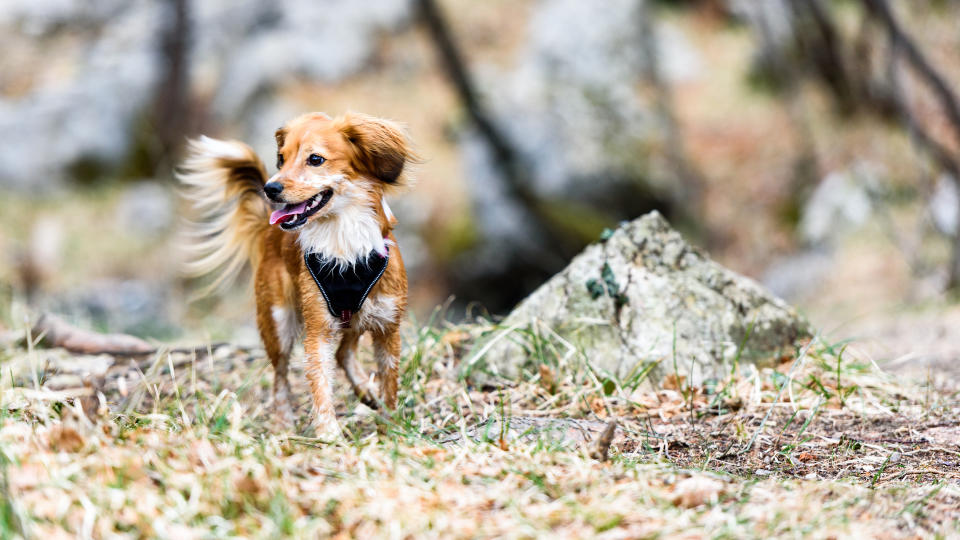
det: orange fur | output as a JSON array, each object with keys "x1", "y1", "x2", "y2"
[{"x1": 179, "y1": 112, "x2": 415, "y2": 438}]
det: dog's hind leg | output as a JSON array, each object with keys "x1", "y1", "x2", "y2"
[
  {"x1": 372, "y1": 328, "x2": 401, "y2": 410},
  {"x1": 336, "y1": 331, "x2": 379, "y2": 409},
  {"x1": 256, "y1": 268, "x2": 300, "y2": 425}
]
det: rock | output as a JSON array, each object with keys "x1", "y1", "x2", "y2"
[
  {"x1": 799, "y1": 163, "x2": 878, "y2": 246},
  {"x1": 116, "y1": 181, "x2": 174, "y2": 236},
  {"x1": 209, "y1": 0, "x2": 411, "y2": 119},
  {"x1": 51, "y1": 279, "x2": 173, "y2": 337},
  {"x1": 469, "y1": 212, "x2": 810, "y2": 382},
  {"x1": 929, "y1": 174, "x2": 959, "y2": 236},
  {"x1": 761, "y1": 248, "x2": 833, "y2": 302},
  {"x1": 726, "y1": 0, "x2": 794, "y2": 54},
  {"x1": 0, "y1": 0, "x2": 411, "y2": 189},
  {"x1": 463, "y1": 0, "x2": 702, "y2": 202},
  {"x1": 0, "y1": 0, "x2": 163, "y2": 189}
]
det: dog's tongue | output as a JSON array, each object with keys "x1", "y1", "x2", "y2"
[{"x1": 269, "y1": 201, "x2": 308, "y2": 225}]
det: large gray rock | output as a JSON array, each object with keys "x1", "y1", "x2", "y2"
[
  {"x1": 470, "y1": 212, "x2": 811, "y2": 383},
  {"x1": 0, "y1": 0, "x2": 411, "y2": 189}
]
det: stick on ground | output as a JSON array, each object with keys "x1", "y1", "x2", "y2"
[{"x1": 591, "y1": 419, "x2": 619, "y2": 462}]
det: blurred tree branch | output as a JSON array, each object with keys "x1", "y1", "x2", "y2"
[
  {"x1": 416, "y1": 0, "x2": 703, "y2": 260},
  {"x1": 789, "y1": 0, "x2": 861, "y2": 112},
  {"x1": 414, "y1": 0, "x2": 573, "y2": 265},
  {"x1": 636, "y1": 1, "x2": 705, "y2": 215},
  {"x1": 859, "y1": 0, "x2": 960, "y2": 289},
  {"x1": 861, "y1": 0, "x2": 960, "y2": 147},
  {"x1": 152, "y1": 0, "x2": 191, "y2": 176},
  {"x1": 416, "y1": 0, "x2": 703, "y2": 311},
  {"x1": 778, "y1": 0, "x2": 960, "y2": 290}
]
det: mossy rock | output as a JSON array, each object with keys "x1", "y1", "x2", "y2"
[{"x1": 469, "y1": 212, "x2": 811, "y2": 383}]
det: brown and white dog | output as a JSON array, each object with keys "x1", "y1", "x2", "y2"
[{"x1": 178, "y1": 112, "x2": 415, "y2": 438}]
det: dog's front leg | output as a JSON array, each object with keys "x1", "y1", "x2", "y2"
[{"x1": 302, "y1": 329, "x2": 342, "y2": 440}]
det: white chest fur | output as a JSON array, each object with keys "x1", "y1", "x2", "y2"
[
  {"x1": 296, "y1": 196, "x2": 396, "y2": 270},
  {"x1": 297, "y1": 208, "x2": 384, "y2": 268}
]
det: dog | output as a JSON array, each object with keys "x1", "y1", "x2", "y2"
[{"x1": 178, "y1": 111, "x2": 416, "y2": 438}]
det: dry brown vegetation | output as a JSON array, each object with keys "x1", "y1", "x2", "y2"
[
  {"x1": 4, "y1": 2, "x2": 960, "y2": 538},
  {"x1": 2, "y1": 317, "x2": 958, "y2": 538}
]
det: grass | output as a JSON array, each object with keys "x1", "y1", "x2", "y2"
[{"x1": 0, "y1": 316, "x2": 959, "y2": 538}]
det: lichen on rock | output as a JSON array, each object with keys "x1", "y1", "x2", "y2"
[{"x1": 469, "y1": 211, "x2": 811, "y2": 383}]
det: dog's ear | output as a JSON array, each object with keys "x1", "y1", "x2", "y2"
[
  {"x1": 338, "y1": 113, "x2": 416, "y2": 184},
  {"x1": 274, "y1": 127, "x2": 287, "y2": 150}
]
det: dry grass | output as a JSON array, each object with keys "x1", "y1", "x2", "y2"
[{"x1": 1, "y1": 314, "x2": 959, "y2": 538}]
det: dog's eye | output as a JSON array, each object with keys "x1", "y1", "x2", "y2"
[
  {"x1": 307, "y1": 154, "x2": 326, "y2": 167},
  {"x1": 276, "y1": 154, "x2": 284, "y2": 169}
]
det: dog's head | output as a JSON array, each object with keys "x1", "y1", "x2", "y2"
[{"x1": 265, "y1": 112, "x2": 415, "y2": 230}]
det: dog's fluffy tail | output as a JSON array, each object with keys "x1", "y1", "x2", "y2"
[{"x1": 177, "y1": 136, "x2": 270, "y2": 297}]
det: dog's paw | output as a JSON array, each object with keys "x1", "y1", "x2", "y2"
[
  {"x1": 270, "y1": 399, "x2": 298, "y2": 431},
  {"x1": 312, "y1": 414, "x2": 344, "y2": 442},
  {"x1": 356, "y1": 382, "x2": 381, "y2": 410}
]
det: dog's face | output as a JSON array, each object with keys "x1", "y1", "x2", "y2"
[{"x1": 266, "y1": 112, "x2": 412, "y2": 230}]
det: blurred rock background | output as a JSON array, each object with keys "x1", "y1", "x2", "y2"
[{"x1": 1, "y1": 0, "x2": 958, "y2": 362}]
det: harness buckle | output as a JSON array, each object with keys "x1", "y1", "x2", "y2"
[{"x1": 339, "y1": 310, "x2": 353, "y2": 329}]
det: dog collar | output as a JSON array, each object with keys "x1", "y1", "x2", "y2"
[{"x1": 304, "y1": 248, "x2": 389, "y2": 328}]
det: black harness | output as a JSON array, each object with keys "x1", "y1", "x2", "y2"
[{"x1": 305, "y1": 248, "x2": 389, "y2": 328}]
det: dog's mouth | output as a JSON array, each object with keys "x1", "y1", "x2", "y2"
[{"x1": 269, "y1": 189, "x2": 334, "y2": 230}]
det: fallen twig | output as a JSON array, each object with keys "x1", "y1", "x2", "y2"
[
  {"x1": 29, "y1": 313, "x2": 249, "y2": 358},
  {"x1": 591, "y1": 419, "x2": 619, "y2": 462},
  {"x1": 32, "y1": 313, "x2": 154, "y2": 355}
]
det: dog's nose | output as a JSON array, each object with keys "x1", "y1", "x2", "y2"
[{"x1": 263, "y1": 182, "x2": 284, "y2": 200}]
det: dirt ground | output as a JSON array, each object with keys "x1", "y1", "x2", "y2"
[{"x1": 2, "y1": 309, "x2": 959, "y2": 537}]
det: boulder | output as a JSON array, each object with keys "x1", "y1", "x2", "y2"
[
  {"x1": 0, "y1": 0, "x2": 411, "y2": 189},
  {"x1": 469, "y1": 212, "x2": 811, "y2": 383}
]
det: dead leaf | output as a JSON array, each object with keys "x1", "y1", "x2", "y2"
[
  {"x1": 670, "y1": 476, "x2": 724, "y2": 508},
  {"x1": 235, "y1": 474, "x2": 262, "y2": 496},
  {"x1": 663, "y1": 374, "x2": 686, "y2": 391},
  {"x1": 723, "y1": 396, "x2": 744, "y2": 410},
  {"x1": 590, "y1": 397, "x2": 608, "y2": 418},
  {"x1": 441, "y1": 331, "x2": 470, "y2": 348},
  {"x1": 47, "y1": 425, "x2": 84, "y2": 453},
  {"x1": 539, "y1": 364, "x2": 556, "y2": 393},
  {"x1": 413, "y1": 447, "x2": 446, "y2": 458},
  {"x1": 189, "y1": 440, "x2": 217, "y2": 468}
]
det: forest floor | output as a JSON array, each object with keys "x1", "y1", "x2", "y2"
[{"x1": 1, "y1": 317, "x2": 959, "y2": 539}]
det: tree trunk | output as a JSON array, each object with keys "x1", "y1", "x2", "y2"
[{"x1": 153, "y1": 0, "x2": 191, "y2": 176}]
